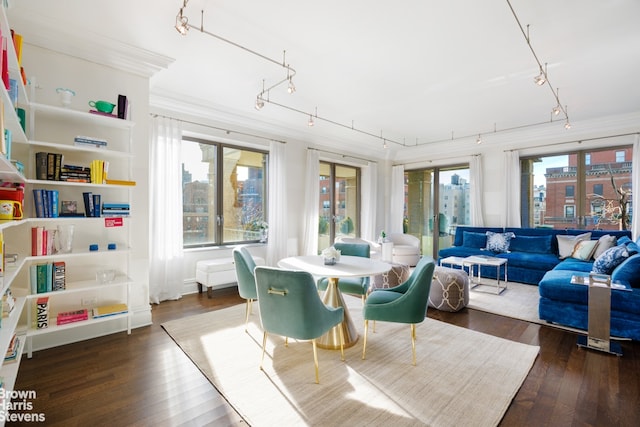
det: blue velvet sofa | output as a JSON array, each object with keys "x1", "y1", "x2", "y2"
[
  {"x1": 538, "y1": 236, "x2": 640, "y2": 340},
  {"x1": 438, "y1": 226, "x2": 631, "y2": 285}
]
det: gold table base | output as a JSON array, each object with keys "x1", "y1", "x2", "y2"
[{"x1": 317, "y1": 277, "x2": 359, "y2": 349}]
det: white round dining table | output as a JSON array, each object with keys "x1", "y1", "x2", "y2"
[{"x1": 278, "y1": 255, "x2": 391, "y2": 349}]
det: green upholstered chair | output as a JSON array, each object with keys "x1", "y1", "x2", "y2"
[
  {"x1": 361, "y1": 256, "x2": 436, "y2": 365},
  {"x1": 255, "y1": 266, "x2": 345, "y2": 384},
  {"x1": 317, "y1": 242, "x2": 371, "y2": 303},
  {"x1": 233, "y1": 247, "x2": 259, "y2": 331}
]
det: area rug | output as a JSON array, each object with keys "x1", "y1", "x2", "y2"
[
  {"x1": 467, "y1": 280, "x2": 541, "y2": 324},
  {"x1": 162, "y1": 296, "x2": 539, "y2": 427}
]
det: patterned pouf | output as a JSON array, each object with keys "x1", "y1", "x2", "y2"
[
  {"x1": 372, "y1": 262, "x2": 411, "y2": 289},
  {"x1": 428, "y1": 266, "x2": 469, "y2": 312}
]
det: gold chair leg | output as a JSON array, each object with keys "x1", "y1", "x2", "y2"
[
  {"x1": 244, "y1": 299, "x2": 252, "y2": 331},
  {"x1": 260, "y1": 331, "x2": 268, "y2": 371},
  {"x1": 312, "y1": 339, "x2": 320, "y2": 384},
  {"x1": 411, "y1": 324, "x2": 417, "y2": 366},
  {"x1": 285, "y1": 337, "x2": 289, "y2": 347},
  {"x1": 362, "y1": 320, "x2": 368, "y2": 360},
  {"x1": 339, "y1": 324, "x2": 345, "y2": 361}
]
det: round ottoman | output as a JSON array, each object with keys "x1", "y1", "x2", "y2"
[
  {"x1": 428, "y1": 266, "x2": 469, "y2": 312},
  {"x1": 372, "y1": 262, "x2": 411, "y2": 289}
]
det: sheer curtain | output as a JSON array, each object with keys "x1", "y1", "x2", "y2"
[
  {"x1": 389, "y1": 165, "x2": 405, "y2": 234},
  {"x1": 633, "y1": 135, "x2": 640, "y2": 240},
  {"x1": 504, "y1": 150, "x2": 521, "y2": 228},
  {"x1": 301, "y1": 150, "x2": 320, "y2": 255},
  {"x1": 266, "y1": 141, "x2": 288, "y2": 265},
  {"x1": 149, "y1": 116, "x2": 184, "y2": 303},
  {"x1": 361, "y1": 161, "x2": 378, "y2": 242},
  {"x1": 470, "y1": 154, "x2": 485, "y2": 226}
]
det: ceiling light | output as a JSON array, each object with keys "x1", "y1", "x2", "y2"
[
  {"x1": 255, "y1": 97, "x2": 264, "y2": 110},
  {"x1": 287, "y1": 78, "x2": 296, "y2": 94},
  {"x1": 308, "y1": 115, "x2": 314, "y2": 127},
  {"x1": 534, "y1": 65, "x2": 547, "y2": 86},
  {"x1": 175, "y1": 0, "x2": 189, "y2": 35},
  {"x1": 383, "y1": 139, "x2": 388, "y2": 149},
  {"x1": 552, "y1": 105, "x2": 561, "y2": 116},
  {"x1": 565, "y1": 120, "x2": 571, "y2": 130},
  {"x1": 476, "y1": 134, "x2": 482, "y2": 144}
]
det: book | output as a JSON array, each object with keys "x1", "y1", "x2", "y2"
[
  {"x1": 29, "y1": 264, "x2": 37, "y2": 294},
  {"x1": 33, "y1": 189, "x2": 44, "y2": 217},
  {"x1": 83, "y1": 192, "x2": 94, "y2": 217},
  {"x1": 36, "y1": 297, "x2": 49, "y2": 329},
  {"x1": 35, "y1": 152, "x2": 48, "y2": 180},
  {"x1": 56, "y1": 308, "x2": 88, "y2": 325},
  {"x1": 117, "y1": 94, "x2": 128, "y2": 119},
  {"x1": 92, "y1": 303, "x2": 128, "y2": 318},
  {"x1": 36, "y1": 263, "x2": 48, "y2": 293},
  {"x1": 52, "y1": 261, "x2": 65, "y2": 291},
  {"x1": 105, "y1": 179, "x2": 136, "y2": 186},
  {"x1": 92, "y1": 194, "x2": 101, "y2": 217}
]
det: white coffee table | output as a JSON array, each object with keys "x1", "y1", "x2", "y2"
[{"x1": 440, "y1": 255, "x2": 508, "y2": 295}]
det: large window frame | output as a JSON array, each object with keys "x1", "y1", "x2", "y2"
[{"x1": 182, "y1": 137, "x2": 269, "y2": 248}]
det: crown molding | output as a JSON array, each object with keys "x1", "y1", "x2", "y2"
[{"x1": 7, "y1": 12, "x2": 174, "y2": 78}]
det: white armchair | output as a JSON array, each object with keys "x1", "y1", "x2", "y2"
[{"x1": 387, "y1": 233, "x2": 421, "y2": 266}]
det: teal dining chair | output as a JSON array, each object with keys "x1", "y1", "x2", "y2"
[
  {"x1": 361, "y1": 256, "x2": 436, "y2": 365},
  {"x1": 254, "y1": 266, "x2": 345, "y2": 384},
  {"x1": 317, "y1": 242, "x2": 371, "y2": 303},
  {"x1": 233, "y1": 246, "x2": 259, "y2": 331}
]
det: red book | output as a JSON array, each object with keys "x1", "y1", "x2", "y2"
[{"x1": 2, "y1": 37, "x2": 9, "y2": 90}]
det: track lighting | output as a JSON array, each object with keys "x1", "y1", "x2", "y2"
[
  {"x1": 476, "y1": 134, "x2": 482, "y2": 144},
  {"x1": 383, "y1": 139, "x2": 388, "y2": 149},
  {"x1": 255, "y1": 97, "x2": 265, "y2": 110},
  {"x1": 287, "y1": 77, "x2": 296, "y2": 94},
  {"x1": 552, "y1": 105, "x2": 561, "y2": 116},
  {"x1": 308, "y1": 115, "x2": 314, "y2": 127},
  {"x1": 534, "y1": 64, "x2": 547, "y2": 86},
  {"x1": 175, "y1": 0, "x2": 189, "y2": 35}
]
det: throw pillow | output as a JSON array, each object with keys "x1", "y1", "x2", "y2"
[
  {"x1": 462, "y1": 231, "x2": 487, "y2": 249},
  {"x1": 485, "y1": 231, "x2": 515, "y2": 253},
  {"x1": 592, "y1": 234, "x2": 617, "y2": 259},
  {"x1": 592, "y1": 245, "x2": 630, "y2": 275},
  {"x1": 571, "y1": 239, "x2": 599, "y2": 261},
  {"x1": 508, "y1": 235, "x2": 553, "y2": 254},
  {"x1": 557, "y1": 232, "x2": 592, "y2": 260}
]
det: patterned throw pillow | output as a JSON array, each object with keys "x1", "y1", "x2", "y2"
[
  {"x1": 485, "y1": 231, "x2": 515, "y2": 253},
  {"x1": 571, "y1": 239, "x2": 598, "y2": 261},
  {"x1": 592, "y1": 245, "x2": 630, "y2": 275},
  {"x1": 557, "y1": 232, "x2": 592, "y2": 259}
]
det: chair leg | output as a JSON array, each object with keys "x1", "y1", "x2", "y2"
[
  {"x1": 339, "y1": 324, "x2": 345, "y2": 361},
  {"x1": 312, "y1": 339, "x2": 320, "y2": 384},
  {"x1": 244, "y1": 299, "x2": 252, "y2": 331},
  {"x1": 285, "y1": 337, "x2": 289, "y2": 347},
  {"x1": 411, "y1": 324, "x2": 417, "y2": 366},
  {"x1": 260, "y1": 331, "x2": 268, "y2": 371},
  {"x1": 362, "y1": 320, "x2": 368, "y2": 360}
]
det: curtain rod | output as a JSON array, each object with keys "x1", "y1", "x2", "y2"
[
  {"x1": 505, "y1": 131, "x2": 639, "y2": 152},
  {"x1": 309, "y1": 147, "x2": 377, "y2": 164},
  {"x1": 150, "y1": 113, "x2": 287, "y2": 144}
]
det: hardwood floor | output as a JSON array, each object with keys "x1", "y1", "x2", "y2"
[{"x1": 10, "y1": 287, "x2": 640, "y2": 427}]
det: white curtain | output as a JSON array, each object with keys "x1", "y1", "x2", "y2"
[
  {"x1": 632, "y1": 135, "x2": 640, "y2": 240},
  {"x1": 361, "y1": 161, "x2": 378, "y2": 242},
  {"x1": 266, "y1": 141, "x2": 288, "y2": 265},
  {"x1": 470, "y1": 154, "x2": 485, "y2": 226},
  {"x1": 504, "y1": 150, "x2": 521, "y2": 228},
  {"x1": 149, "y1": 116, "x2": 184, "y2": 303},
  {"x1": 389, "y1": 165, "x2": 405, "y2": 234},
  {"x1": 301, "y1": 150, "x2": 320, "y2": 255}
]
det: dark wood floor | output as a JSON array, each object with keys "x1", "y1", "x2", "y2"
[{"x1": 9, "y1": 287, "x2": 640, "y2": 427}]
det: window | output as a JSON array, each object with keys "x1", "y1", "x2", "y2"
[
  {"x1": 318, "y1": 162, "x2": 360, "y2": 253},
  {"x1": 521, "y1": 146, "x2": 633, "y2": 231},
  {"x1": 182, "y1": 137, "x2": 268, "y2": 247},
  {"x1": 565, "y1": 185, "x2": 574, "y2": 197}
]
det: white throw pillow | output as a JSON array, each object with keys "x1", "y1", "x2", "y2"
[
  {"x1": 592, "y1": 234, "x2": 617, "y2": 259},
  {"x1": 557, "y1": 232, "x2": 592, "y2": 260}
]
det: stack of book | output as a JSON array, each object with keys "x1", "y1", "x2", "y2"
[
  {"x1": 92, "y1": 303, "x2": 128, "y2": 319},
  {"x1": 74, "y1": 135, "x2": 107, "y2": 149},
  {"x1": 82, "y1": 192, "x2": 101, "y2": 217},
  {"x1": 31, "y1": 226, "x2": 54, "y2": 255},
  {"x1": 32, "y1": 189, "x2": 59, "y2": 218},
  {"x1": 60, "y1": 164, "x2": 91, "y2": 183},
  {"x1": 56, "y1": 309, "x2": 88, "y2": 325},
  {"x1": 29, "y1": 261, "x2": 66, "y2": 293},
  {"x1": 4, "y1": 334, "x2": 20, "y2": 363},
  {"x1": 35, "y1": 152, "x2": 63, "y2": 181},
  {"x1": 102, "y1": 203, "x2": 130, "y2": 217},
  {"x1": 2, "y1": 289, "x2": 16, "y2": 319},
  {"x1": 90, "y1": 159, "x2": 109, "y2": 184}
]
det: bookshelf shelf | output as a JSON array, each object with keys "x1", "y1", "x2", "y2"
[
  {"x1": 0, "y1": 297, "x2": 26, "y2": 360},
  {"x1": 25, "y1": 276, "x2": 130, "y2": 298},
  {"x1": 26, "y1": 312, "x2": 129, "y2": 338},
  {"x1": 15, "y1": 139, "x2": 133, "y2": 158},
  {"x1": 30, "y1": 103, "x2": 135, "y2": 130}
]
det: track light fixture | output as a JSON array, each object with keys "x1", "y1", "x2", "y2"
[
  {"x1": 308, "y1": 115, "x2": 314, "y2": 127},
  {"x1": 255, "y1": 97, "x2": 265, "y2": 110},
  {"x1": 175, "y1": 0, "x2": 189, "y2": 35},
  {"x1": 476, "y1": 134, "x2": 482, "y2": 144},
  {"x1": 534, "y1": 63, "x2": 547, "y2": 86}
]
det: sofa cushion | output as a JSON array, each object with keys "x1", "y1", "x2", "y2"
[
  {"x1": 462, "y1": 231, "x2": 487, "y2": 249},
  {"x1": 570, "y1": 239, "x2": 599, "y2": 261},
  {"x1": 592, "y1": 234, "x2": 617, "y2": 259},
  {"x1": 592, "y1": 245, "x2": 630, "y2": 275},
  {"x1": 557, "y1": 232, "x2": 591, "y2": 259},
  {"x1": 508, "y1": 235, "x2": 553, "y2": 254},
  {"x1": 554, "y1": 258, "x2": 594, "y2": 272},
  {"x1": 485, "y1": 231, "x2": 515, "y2": 253},
  {"x1": 611, "y1": 254, "x2": 640, "y2": 288}
]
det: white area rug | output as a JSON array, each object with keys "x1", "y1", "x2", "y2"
[
  {"x1": 467, "y1": 280, "x2": 542, "y2": 324},
  {"x1": 163, "y1": 295, "x2": 539, "y2": 427}
]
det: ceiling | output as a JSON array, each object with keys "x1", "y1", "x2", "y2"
[{"x1": 7, "y1": 0, "x2": 640, "y2": 155}]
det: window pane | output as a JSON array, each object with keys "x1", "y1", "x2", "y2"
[
  {"x1": 222, "y1": 147, "x2": 267, "y2": 243},
  {"x1": 318, "y1": 163, "x2": 331, "y2": 252},
  {"x1": 182, "y1": 141, "x2": 217, "y2": 245},
  {"x1": 334, "y1": 165, "x2": 359, "y2": 240}
]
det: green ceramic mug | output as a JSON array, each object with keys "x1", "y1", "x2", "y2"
[{"x1": 89, "y1": 100, "x2": 116, "y2": 113}]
